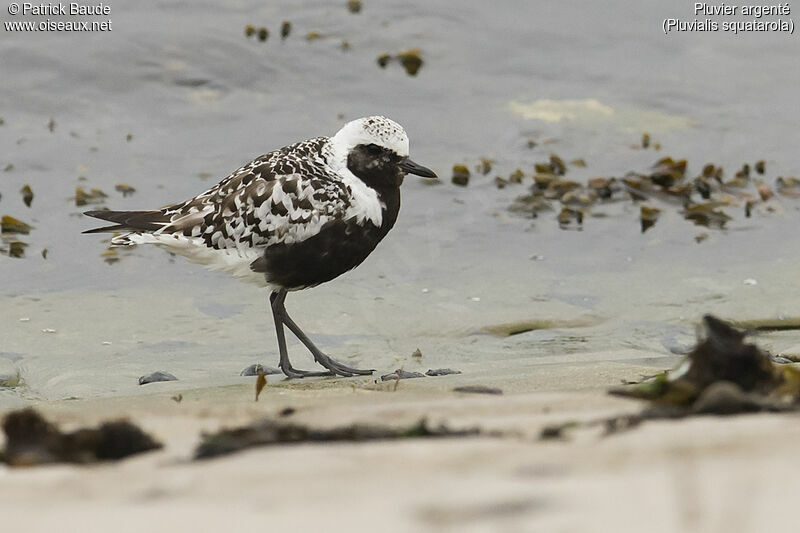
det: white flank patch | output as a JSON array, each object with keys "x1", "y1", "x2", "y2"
[{"x1": 127, "y1": 233, "x2": 267, "y2": 287}]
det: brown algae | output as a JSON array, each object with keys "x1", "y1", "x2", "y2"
[{"x1": 451, "y1": 164, "x2": 470, "y2": 186}]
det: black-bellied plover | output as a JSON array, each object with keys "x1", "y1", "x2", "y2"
[{"x1": 84, "y1": 116, "x2": 437, "y2": 378}]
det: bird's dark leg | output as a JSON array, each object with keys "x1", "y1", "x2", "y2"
[
  {"x1": 277, "y1": 301, "x2": 375, "y2": 377},
  {"x1": 270, "y1": 290, "x2": 333, "y2": 379}
]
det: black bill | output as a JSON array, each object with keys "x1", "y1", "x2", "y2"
[{"x1": 399, "y1": 157, "x2": 437, "y2": 178}]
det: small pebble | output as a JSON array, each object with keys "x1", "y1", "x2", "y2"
[
  {"x1": 139, "y1": 371, "x2": 178, "y2": 385},
  {"x1": 240, "y1": 364, "x2": 282, "y2": 376},
  {"x1": 381, "y1": 369, "x2": 425, "y2": 381},
  {"x1": 426, "y1": 368, "x2": 462, "y2": 376}
]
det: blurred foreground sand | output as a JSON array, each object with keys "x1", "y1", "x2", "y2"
[{"x1": 1, "y1": 352, "x2": 797, "y2": 533}]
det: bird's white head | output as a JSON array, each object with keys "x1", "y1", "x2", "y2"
[
  {"x1": 327, "y1": 116, "x2": 436, "y2": 184},
  {"x1": 330, "y1": 116, "x2": 410, "y2": 160}
]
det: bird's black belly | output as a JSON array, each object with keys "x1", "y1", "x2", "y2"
[{"x1": 254, "y1": 218, "x2": 385, "y2": 290}]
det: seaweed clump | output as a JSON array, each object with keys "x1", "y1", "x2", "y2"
[
  {"x1": 73, "y1": 187, "x2": 108, "y2": 207},
  {"x1": 397, "y1": 49, "x2": 423, "y2": 76},
  {"x1": 639, "y1": 205, "x2": 660, "y2": 233},
  {"x1": 244, "y1": 25, "x2": 268, "y2": 41},
  {"x1": 5, "y1": 241, "x2": 28, "y2": 258},
  {"x1": 2, "y1": 408, "x2": 161, "y2": 466},
  {"x1": 195, "y1": 418, "x2": 478, "y2": 460},
  {"x1": 451, "y1": 164, "x2": 470, "y2": 186},
  {"x1": 543, "y1": 316, "x2": 800, "y2": 441},
  {"x1": 1, "y1": 215, "x2": 32, "y2": 257},
  {"x1": 506, "y1": 149, "x2": 790, "y2": 233},
  {"x1": 1, "y1": 215, "x2": 33, "y2": 234},
  {"x1": 610, "y1": 315, "x2": 800, "y2": 414},
  {"x1": 20, "y1": 185, "x2": 33, "y2": 207},
  {"x1": 115, "y1": 183, "x2": 136, "y2": 197},
  {"x1": 280, "y1": 21, "x2": 291, "y2": 40},
  {"x1": 376, "y1": 49, "x2": 424, "y2": 76}
]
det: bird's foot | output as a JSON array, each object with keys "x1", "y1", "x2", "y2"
[
  {"x1": 314, "y1": 353, "x2": 374, "y2": 377},
  {"x1": 279, "y1": 364, "x2": 335, "y2": 379}
]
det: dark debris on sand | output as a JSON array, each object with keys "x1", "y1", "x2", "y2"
[
  {"x1": 139, "y1": 371, "x2": 178, "y2": 385},
  {"x1": 453, "y1": 385, "x2": 503, "y2": 395},
  {"x1": 608, "y1": 315, "x2": 800, "y2": 412},
  {"x1": 1, "y1": 215, "x2": 33, "y2": 234},
  {"x1": 240, "y1": 364, "x2": 282, "y2": 376},
  {"x1": 194, "y1": 418, "x2": 480, "y2": 460},
  {"x1": 426, "y1": 368, "x2": 462, "y2": 376},
  {"x1": 381, "y1": 369, "x2": 425, "y2": 381},
  {"x1": 376, "y1": 48, "x2": 424, "y2": 76},
  {"x1": 379, "y1": 368, "x2": 463, "y2": 380},
  {"x1": 543, "y1": 315, "x2": 800, "y2": 441},
  {"x1": 2, "y1": 408, "x2": 161, "y2": 466}
]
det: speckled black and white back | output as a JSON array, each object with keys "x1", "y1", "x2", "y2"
[{"x1": 109, "y1": 116, "x2": 411, "y2": 287}]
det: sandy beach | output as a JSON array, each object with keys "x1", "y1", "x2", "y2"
[
  {"x1": 4, "y1": 1, "x2": 800, "y2": 530},
  {"x1": 3, "y1": 361, "x2": 799, "y2": 532}
]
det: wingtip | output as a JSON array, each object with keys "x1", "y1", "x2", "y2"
[{"x1": 82, "y1": 223, "x2": 126, "y2": 234}]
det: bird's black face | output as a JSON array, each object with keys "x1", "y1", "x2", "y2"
[{"x1": 347, "y1": 143, "x2": 436, "y2": 189}]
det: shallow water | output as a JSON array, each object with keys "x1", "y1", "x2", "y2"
[{"x1": 2, "y1": 0, "x2": 800, "y2": 403}]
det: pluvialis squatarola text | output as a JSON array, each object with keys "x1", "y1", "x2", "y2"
[{"x1": 84, "y1": 116, "x2": 437, "y2": 378}]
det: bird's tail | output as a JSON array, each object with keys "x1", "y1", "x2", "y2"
[
  {"x1": 83, "y1": 210, "x2": 173, "y2": 245},
  {"x1": 82, "y1": 210, "x2": 170, "y2": 233}
]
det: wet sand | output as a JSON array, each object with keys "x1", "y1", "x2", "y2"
[
  {"x1": 4, "y1": 0, "x2": 800, "y2": 400},
  {"x1": 4, "y1": 0, "x2": 800, "y2": 529},
  {"x1": 2, "y1": 365, "x2": 798, "y2": 532}
]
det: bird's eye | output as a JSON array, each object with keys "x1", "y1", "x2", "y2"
[{"x1": 366, "y1": 144, "x2": 382, "y2": 156}]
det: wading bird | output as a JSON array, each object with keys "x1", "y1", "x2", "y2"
[{"x1": 84, "y1": 116, "x2": 437, "y2": 378}]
